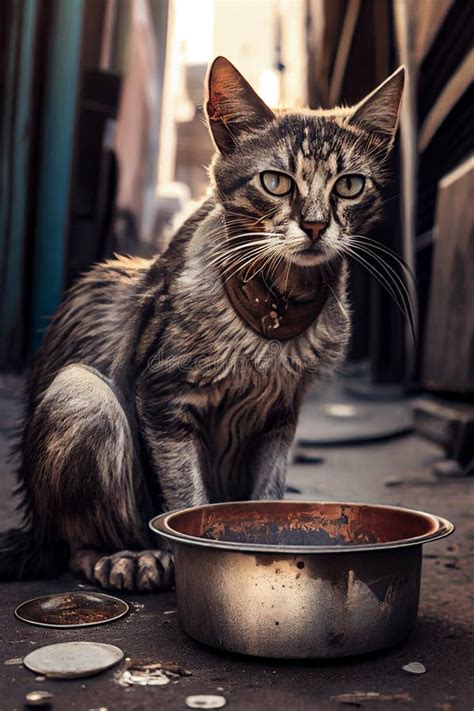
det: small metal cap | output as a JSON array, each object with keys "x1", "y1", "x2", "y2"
[{"x1": 25, "y1": 690, "x2": 54, "y2": 707}]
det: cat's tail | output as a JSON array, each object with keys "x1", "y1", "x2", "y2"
[{"x1": 0, "y1": 526, "x2": 68, "y2": 581}]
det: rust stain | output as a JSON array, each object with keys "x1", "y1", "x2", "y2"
[{"x1": 173, "y1": 502, "x2": 434, "y2": 547}]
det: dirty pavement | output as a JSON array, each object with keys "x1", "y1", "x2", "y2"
[{"x1": 0, "y1": 374, "x2": 473, "y2": 710}]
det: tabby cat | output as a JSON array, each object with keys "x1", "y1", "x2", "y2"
[{"x1": 0, "y1": 57, "x2": 404, "y2": 590}]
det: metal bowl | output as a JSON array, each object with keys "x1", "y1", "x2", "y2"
[
  {"x1": 150, "y1": 501, "x2": 454, "y2": 658},
  {"x1": 15, "y1": 592, "x2": 129, "y2": 628}
]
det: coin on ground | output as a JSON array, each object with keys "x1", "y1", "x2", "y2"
[
  {"x1": 186, "y1": 695, "x2": 227, "y2": 709},
  {"x1": 15, "y1": 592, "x2": 129, "y2": 628},
  {"x1": 23, "y1": 642, "x2": 124, "y2": 679}
]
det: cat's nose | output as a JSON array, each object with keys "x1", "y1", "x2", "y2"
[{"x1": 301, "y1": 221, "x2": 328, "y2": 243}]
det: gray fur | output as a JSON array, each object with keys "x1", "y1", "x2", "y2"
[{"x1": 0, "y1": 58, "x2": 404, "y2": 590}]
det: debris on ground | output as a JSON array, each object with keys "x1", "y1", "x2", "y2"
[
  {"x1": 384, "y1": 478, "x2": 403, "y2": 487},
  {"x1": 163, "y1": 609, "x2": 176, "y2": 615},
  {"x1": 4, "y1": 657, "x2": 23, "y2": 665},
  {"x1": 115, "y1": 658, "x2": 192, "y2": 687},
  {"x1": 25, "y1": 690, "x2": 54, "y2": 707},
  {"x1": 443, "y1": 560, "x2": 459, "y2": 569},
  {"x1": 402, "y1": 662, "x2": 427, "y2": 674},
  {"x1": 185, "y1": 695, "x2": 227, "y2": 709},
  {"x1": 128, "y1": 659, "x2": 191, "y2": 676},
  {"x1": 116, "y1": 669, "x2": 170, "y2": 687},
  {"x1": 293, "y1": 447, "x2": 324, "y2": 465},
  {"x1": 332, "y1": 691, "x2": 413, "y2": 705},
  {"x1": 433, "y1": 459, "x2": 463, "y2": 479}
]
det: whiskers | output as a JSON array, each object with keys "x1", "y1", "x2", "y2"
[
  {"x1": 342, "y1": 233, "x2": 417, "y2": 342},
  {"x1": 205, "y1": 207, "x2": 294, "y2": 286}
]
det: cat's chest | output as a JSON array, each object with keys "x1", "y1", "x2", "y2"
[
  {"x1": 181, "y1": 367, "x2": 294, "y2": 441},
  {"x1": 210, "y1": 383, "x2": 275, "y2": 441},
  {"x1": 200, "y1": 378, "x2": 285, "y2": 489}
]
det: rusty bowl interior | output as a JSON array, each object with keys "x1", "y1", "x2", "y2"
[
  {"x1": 15, "y1": 592, "x2": 129, "y2": 628},
  {"x1": 151, "y1": 501, "x2": 454, "y2": 553}
]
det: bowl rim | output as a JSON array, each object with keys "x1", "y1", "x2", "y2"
[
  {"x1": 149, "y1": 500, "x2": 455, "y2": 554},
  {"x1": 14, "y1": 592, "x2": 130, "y2": 628}
]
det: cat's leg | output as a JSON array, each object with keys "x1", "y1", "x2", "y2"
[
  {"x1": 248, "y1": 420, "x2": 297, "y2": 499},
  {"x1": 137, "y1": 384, "x2": 209, "y2": 511},
  {"x1": 140, "y1": 437, "x2": 208, "y2": 510},
  {"x1": 26, "y1": 364, "x2": 172, "y2": 591}
]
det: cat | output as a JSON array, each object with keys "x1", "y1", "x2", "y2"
[{"x1": 0, "y1": 57, "x2": 404, "y2": 590}]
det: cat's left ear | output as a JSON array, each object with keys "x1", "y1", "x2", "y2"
[
  {"x1": 205, "y1": 56, "x2": 275, "y2": 154},
  {"x1": 347, "y1": 66, "x2": 405, "y2": 142}
]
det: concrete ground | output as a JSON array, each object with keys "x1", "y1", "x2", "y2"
[{"x1": 0, "y1": 374, "x2": 473, "y2": 710}]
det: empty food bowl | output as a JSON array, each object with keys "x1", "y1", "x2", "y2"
[{"x1": 150, "y1": 501, "x2": 453, "y2": 658}]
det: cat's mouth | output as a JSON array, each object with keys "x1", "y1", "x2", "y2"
[
  {"x1": 291, "y1": 242, "x2": 329, "y2": 266},
  {"x1": 300, "y1": 243, "x2": 324, "y2": 255}
]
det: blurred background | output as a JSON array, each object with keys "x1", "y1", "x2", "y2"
[{"x1": 0, "y1": 0, "x2": 472, "y2": 464}]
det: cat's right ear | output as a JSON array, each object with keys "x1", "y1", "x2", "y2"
[
  {"x1": 347, "y1": 66, "x2": 405, "y2": 143},
  {"x1": 205, "y1": 56, "x2": 275, "y2": 155}
]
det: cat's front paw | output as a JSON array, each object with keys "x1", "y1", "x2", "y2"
[{"x1": 71, "y1": 548, "x2": 174, "y2": 591}]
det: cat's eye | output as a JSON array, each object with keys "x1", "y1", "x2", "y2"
[
  {"x1": 333, "y1": 174, "x2": 365, "y2": 199},
  {"x1": 260, "y1": 171, "x2": 294, "y2": 197}
]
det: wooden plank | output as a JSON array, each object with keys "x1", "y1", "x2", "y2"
[
  {"x1": 372, "y1": 0, "x2": 389, "y2": 82},
  {"x1": 418, "y1": 49, "x2": 474, "y2": 152},
  {"x1": 307, "y1": 0, "x2": 328, "y2": 105},
  {"x1": 393, "y1": 0, "x2": 418, "y2": 379},
  {"x1": 422, "y1": 157, "x2": 474, "y2": 393},
  {"x1": 413, "y1": 396, "x2": 474, "y2": 466},
  {"x1": 328, "y1": 0, "x2": 361, "y2": 106},
  {"x1": 414, "y1": 0, "x2": 454, "y2": 64}
]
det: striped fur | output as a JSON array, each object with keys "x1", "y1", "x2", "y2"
[{"x1": 0, "y1": 58, "x2": 404, "y2": 589}]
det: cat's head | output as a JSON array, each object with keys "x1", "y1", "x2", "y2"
[{"x1": 205, "y1": 57, "x2": 404, "y2": 270}]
